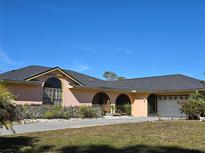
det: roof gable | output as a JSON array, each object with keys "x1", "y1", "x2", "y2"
[{"x1": 25, "y1": 67, "x2": 84, "y2": 86}]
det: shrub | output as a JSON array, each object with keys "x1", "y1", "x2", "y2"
[
  {"x1": 116, "y1": 103, "x2": 131, "y2": 115},
  {"x1": 0, "y1": 84, "x2": 19, "y2": 133},
  {"x1": 17, "y1": 105, "x2": 54, "y2": 119},
  {"x1": 79, "y1": 105, "x2": 97, "y2": 118},
  {"x1": 16, "y1": 105, "x2": 101, "y2": 119},
  {"x1": 43, "y1": 106, "x2": 70, "y2": 119},
  {"x1": 178, "y1": 91, "x2": 205, "y2": 119},
  {"x1": 123, "y1": 104, "x2": 131, "y2": 115},
  {"x1": 63, "y1": 106, "x2": 81, "y2": 118}
]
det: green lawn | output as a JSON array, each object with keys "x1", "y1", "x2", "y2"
[{"x1": 1, "y1": 121, "x2": 205, "y2": 153}]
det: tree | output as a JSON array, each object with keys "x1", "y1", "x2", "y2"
[
  {"x1": 118, "y1": 76, "x2": 126, "y2": 80},
  {"x1": 103, "y1": 71, "x2": 118, "y2": 80},
  {"x1": 0, "y1": 84, "x2": 19, "y2": 134},
  {"x1": 178, "y1": 91, "x2": 205, "y2": 119},
  {"x1": 103, "y1": 71, "x2": 126, "y2": 81}
]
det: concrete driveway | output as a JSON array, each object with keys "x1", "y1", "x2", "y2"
[{"x1": 1, "y1": 117, "x2": 158, "y2": 135}]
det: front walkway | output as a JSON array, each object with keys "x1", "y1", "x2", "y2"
[{"x1": 1, "y1": 117, "x2": 158, "y2": 135}]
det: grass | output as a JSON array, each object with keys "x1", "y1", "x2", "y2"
[{"x1": 1, "y1": 120, "x2": 205, "y2": 152}]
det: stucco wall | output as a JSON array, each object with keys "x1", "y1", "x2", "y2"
[
  {"x1": 130, "y1": 91, "x2": 193, "y2": 117},
  {"x1": 4, "y1": 69, "x2": 193, "y2": 117},
  {"x1": 66, "y1": 88, "x2": 133, "y2": 107},
  {"x1": 7, "y1": 83, "x2": 43, "y2": 105},
  {"x1": 131, "y1": 94, "x2": 149, "y2": 117}
]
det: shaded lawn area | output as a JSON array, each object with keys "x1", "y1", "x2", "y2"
[{"x1": 1, "y1": 121, "x2": 205, "y2": 153}]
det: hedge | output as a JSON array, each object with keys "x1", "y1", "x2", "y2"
[{"x1": 16, "y1": 105, "x2": 102, "y2": 119}]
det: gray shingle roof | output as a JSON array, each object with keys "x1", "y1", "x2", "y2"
[
  {"x1": 0, "y1": 65, "x2": 50, "y2": 81},
  {"x1": 101, "y1": 75, "x2": 204, "y2": 91},
  {"x1": 0, "y1": 65, "x2": 204, "y2": 92}
]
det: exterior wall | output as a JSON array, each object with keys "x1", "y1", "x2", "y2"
[
  {"x1": 66, "y1": 89, "x2": 132, "y2": 107},
  {"x1": 3, "y1": 69, "x2": 194, "y2": 117},
  {"x1": 64, "y1": 89, "x2": 95, "y2": 106},
  {"x1": 131, "y1": 93, "x2": 149, "y2": 117},
  {"x1": 130, "y1": 91, "x2": 193, "y2": 117},
  {"x1": 6, "y1": 83, "x2": 43, "y2": 105}
]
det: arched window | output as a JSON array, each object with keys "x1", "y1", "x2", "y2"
[
  {"x1": 115, "y1": 94, "x2": 131, "y2": 115},
  {"x1": 92, "y1": 92, "x2": 111, "y2": 114},
  {"x1": 43, "y1": 77, "x2": 62, "y2": 105}
]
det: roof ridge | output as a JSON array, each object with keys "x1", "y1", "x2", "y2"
[
  {"x1": 106, "y1": 74, "x2": 184, "y2": 82},
  {"x1": 64, "y1": 69, "x2": 104, "y2": 81},
  {"x1": 20, "y1": 65, "x2": 103, "y2": 81},
  {"x1": 177, "y1": 74, "x2": 203, "y2": 82}
]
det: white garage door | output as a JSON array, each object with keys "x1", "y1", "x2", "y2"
[{"x1": 157, "y1": 96, "x2": 186, "y2": 118}]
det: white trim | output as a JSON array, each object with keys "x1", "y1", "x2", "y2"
[{"x1": 26, "y1": 67, "x2": 84, "y2": 86}]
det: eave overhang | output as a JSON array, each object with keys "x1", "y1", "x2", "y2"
[
  {"x1": 71, "y1": 85, "x2": 205, "y2": 94},
  {"x1": 0, "y1": 79, "x2": 42, "y2": 85}
]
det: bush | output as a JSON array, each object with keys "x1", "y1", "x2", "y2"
[
  {"x1": 123, "y1": 104, "x2": 131, "y2": 115},
  {"x1": 0, "y1": 84, "x2": 19, "y2": 133},
  {"x1": 116, "y1": 103, "x2": 131, "y2": 115},
  {"x1": 63, "y1": 106, "x2": 81, "y2": 118},
  {"x1": 17, "y1": 105, "x2": 54, "y2": 119},
  {"x1": 43, "y1": 106, "x2": 70, "y2": 119},
  {"x1": 79, "y1": 105, "x2": 97, "y2": 118},
  {"x1": 178, "y1": 91, "x2": 205, "y2": 119},
  {"x1": 16, "y1": 105, "x2": 101, "y2": 119}
]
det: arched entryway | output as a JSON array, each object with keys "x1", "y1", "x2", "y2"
[
  {"x1": 115, "y1": 94, "x2": 131, "y2": 115},
  {"x1": 43, "y1": 77, "x2": 62, "y2": 105},
  {"x1": 147, "y1": 94, "x2": 157, "y2": 116},
  {"x1": 92, "y1": 92, "x2": 111, "y2": 114}
]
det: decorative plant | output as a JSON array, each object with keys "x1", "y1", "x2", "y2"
[
  {"x1": 116, "y1": 103, "x2": 131, "y2": 115},
  {"x1": 43, "y1": 106, "x2": 69, "y2": 119},
  {"x1": 178, "y1": 91, "x2": 205, "y2": 119},
  {"x1": 123, "y1": 103, "x2": 131, "y2": 115},
  {"x1": 79, "y1": 105, "x2": 97, "y2": 118},
  {"x1": 0, "y1": 84, "x2": 19, "y2": 134}
]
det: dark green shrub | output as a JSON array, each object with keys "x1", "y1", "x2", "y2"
[
  {"x1": 63, "y1": 106, "x2": 81, "y2": 118},
  {"x1": 43, "y1": 106, "x2": 70, "y2": 119},
  {"x1": 0, "y1": 84, "x2": 19, "y2": 133},
  {"x1": 79, "y1": 105, "x2": 97, "y2": 118},
  {"x1": 91, "y1": 106, "x2": 102, "y2": 117},
  {"x1": 116, "y1": 103, "x2": 131, "y2": 115},
  {"x1": 178, "y1": 91, "x2": 205, "y2": 119},
  {"x1": 16, "y1": 105, "x2": 101, "y2": 119},
  {"x1": 17, "y1": 105, "x2": 54, "y2": 119},
  {"x1": 123, "y1": 103, "x2": 131, "y2": 115}
]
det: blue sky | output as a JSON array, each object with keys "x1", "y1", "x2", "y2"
[{"x1": 1, "y1": 0, "x2": 205, "y2": 79}]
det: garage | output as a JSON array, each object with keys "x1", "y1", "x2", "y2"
[{"x1": 157, "y1": 96, "x2": 187, "y2": 118}]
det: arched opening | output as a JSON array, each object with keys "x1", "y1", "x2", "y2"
[
  {"x1": 43, "y1": 77, "x2": 62, "y2": 105},
  {"x1": 115, "y1": 94, "x2": 131, "y2": 115},
  {"x1": 92, "y1": 92, "x2": 111, "y2": 114},
  {"x1": 148, "y1": 94, "x2": 157, "y2": 116}
]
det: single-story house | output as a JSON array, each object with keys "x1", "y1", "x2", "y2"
[{"x1": 0, "y1": 65, "x2": 204, "y2": 118}]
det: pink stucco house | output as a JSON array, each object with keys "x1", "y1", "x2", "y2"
[{"x1": 0, "y1": 65, "x2": 204, "y2": 117}]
